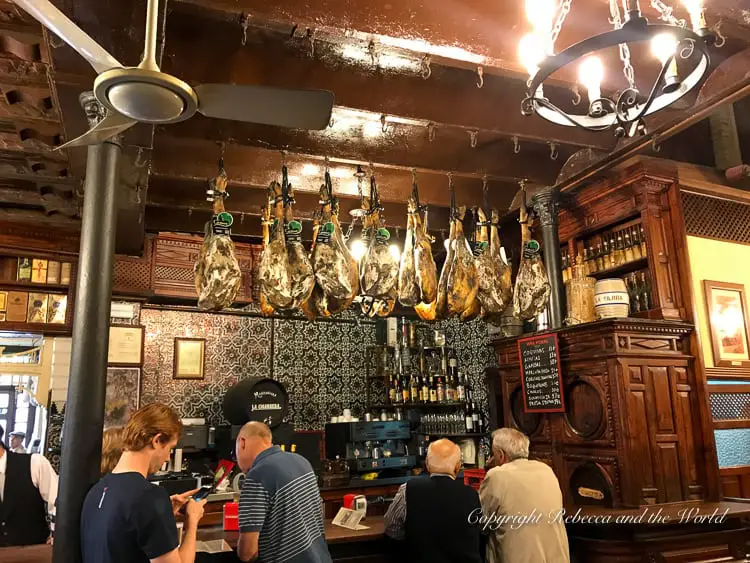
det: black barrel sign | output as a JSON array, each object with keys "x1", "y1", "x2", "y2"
[
  {"x1": 223, "y1": 378, "x2": 289, "y2": 427},
  {"x1": 517, "y1": 333, "x2": 565, "y2": 413}
]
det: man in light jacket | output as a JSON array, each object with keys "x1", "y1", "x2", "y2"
[{"x1": 480, "y1": 428, "x2": 570, "y2": 563}]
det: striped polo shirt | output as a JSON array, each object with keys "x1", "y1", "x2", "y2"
[{"x1": 239, "y1": 446, "x2": 331, "y2": 563}]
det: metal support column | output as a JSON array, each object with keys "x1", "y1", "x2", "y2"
[
  {"x1": 532, "y1": 187, "x2": 565, "y2": 329},
  {"x1": 53, "y1": 93, "x2": 121, "y2": 563}
]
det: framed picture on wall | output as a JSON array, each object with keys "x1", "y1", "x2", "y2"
[
  {"x1": 105, "y1": 367, "x2": 140, "y2": 427},
  {"x1": 703, "y1": 280, "x2": 750, "y2": 367},
  {"x1": 108, "y1": 325, "x2": 145, "y2": 365},
  {"x1": 174, "y1": 337, "x2": 206, "y2": 380}
]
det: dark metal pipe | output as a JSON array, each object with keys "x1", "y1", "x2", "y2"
[
  {"x1": 532, "y1": 188, "x2": 565, "y2": 329},
  {"x1": 52, "y1": 94, "x2": 121, "y2": 563}
]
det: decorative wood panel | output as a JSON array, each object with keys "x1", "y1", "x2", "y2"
[
  {"x1": 720, "y1": 466, "x2": 750, "y2": 498},
  {"x1": 112, "y1": 235, "x2": 154, "y2": 297},
  {"x1": 493, "y1": 318, "x2": 703, "y2": 508}
]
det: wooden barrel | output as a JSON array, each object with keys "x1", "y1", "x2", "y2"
[
  {"x1": 222, "y1": 378, "x2": 288, "y2": 427},
  {"x1": 594, "y1": 278, "x2": 630, "y2": 319}
]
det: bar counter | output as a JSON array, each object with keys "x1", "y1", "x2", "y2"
[{"x1": 0, "y1": 517, "x2": 388, "y2": 563}]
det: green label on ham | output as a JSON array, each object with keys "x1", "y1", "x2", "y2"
[
  {"x1": 285, "y1": 220, "x2": 302, "y2": 243},
  {"x1": 472, "y1": 241, "x2": 488, "y2": 257},
  {"x1": 212, "y1": 212, "x2": 233, "y2": 235},
  {"x1": 523, "y1": 240, "x2": 541, "y2": 259},
  {"x1": 375, "y1": 227, "x2": 391, "y2": 245},
  {"x1": 315, "y1": 222, "x2": 335, "y2": 244}
]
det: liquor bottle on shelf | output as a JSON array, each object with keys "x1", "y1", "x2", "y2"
[
  {"x1": 457, "y1": 372, "x2": 466, "y2": 402},
  {"x1": 429, "y1": 376, "x2": 437, "y2": 403},
  {"x1": 581, "y1": 248, "x2": 589, "y2": 275},
  {"x1": 561, "y1": 252, "x2": 568, "y2": 283},
  {"x1": 640, "y1": 226, "x2": 647, "y2": 257},
  {"x1": 639, "y1": 271, "x2": 652, "y2": 311},
  {"x1": 587, "y1": 247, "x2": 597, "y2": 273},
  {"x1": 437, "y1": 376, "x2": 446, "y2": 403},
  {"x1": 614, "y1": 233, "x2": 625, "y2": 266},
  {"x1": 402, "y1": 374, "x2": 411, "y2": 404},
  {"x1": 448, "y1": 349, "x2": 458, "y2": 377},
  {"x1": 464, "y1": 403, "x2": 474, "y2": 432},
  {"x1": 410, "y1": 372, "x2": 419, "y2": 403},
  {"x1": 471, "y1": 401, "x2": 480, "y2": 430},
  {"x1": 421, "y1": 375, "x2": 429, "y2": 404},
  {"x1": 626, "y1": 273, "x2": 640, "y2": 315},
  {"x1": 596, "y1": 243, "x2": 605, "y2": 271},
  {"x1": 624, "y1": 231, "x2": 634, "y2": 263},
  {"x1": 632, "y1": 226, "x2": 643, "y2": 260},
  {"x1": 476, "y1": 409, "x2": 485, "y2": 434},
  {"x1": 388, "y1": 374, "x2": 397, "y2": 404},
  {"x1": 446, "y1": 375, "x2": 455, "y2": 402},
  {"x1": 602, "y1": 239, "x2": 611, "y2": 270}
]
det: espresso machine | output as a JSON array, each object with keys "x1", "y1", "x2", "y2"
[{"x1": 324, "y1": 420, "x2": 416, "y2": 479}]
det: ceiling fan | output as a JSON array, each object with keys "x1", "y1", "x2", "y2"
[{"x1": 14, "y1": 0, "x2": 335, "y2": 150}]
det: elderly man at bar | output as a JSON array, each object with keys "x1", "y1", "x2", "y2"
[
  {"x1": 480, "y1": 428, "x2": 570, "y2": 563},
  {"x1": 0, "y1": 424, "x2": 58, "y2": 547},
  {"x1": 384, "y1": 438, "x2": 483, "y2": 563},
  {"x1": 80, "y1": 404, "x2": 206, "y2": 563},
  {"x1": 235, "y1": 421, "x2": 332, "y2": 563}
]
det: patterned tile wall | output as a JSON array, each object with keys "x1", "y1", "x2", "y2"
[{"x1": 141, "y1": 307, "x2": 497, "y2": 430}]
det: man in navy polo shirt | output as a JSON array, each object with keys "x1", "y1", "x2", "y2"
[{"x1": 236, "y1": 422, "x2": 331, "y2": 563}]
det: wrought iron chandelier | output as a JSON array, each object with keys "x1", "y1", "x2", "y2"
[{"x1": 519, "y1": 0, "x2": 715, "y2": 137}]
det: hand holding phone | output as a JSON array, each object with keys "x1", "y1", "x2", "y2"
[{"x1": 192, "y1": 486, "x2": 212, "y2": 501}]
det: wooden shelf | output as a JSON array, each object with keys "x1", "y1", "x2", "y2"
[
  {"x1": 0, "y1": 321, "x2": 72, "y2": 335},
  {"x1": 369, "y1": 402, "x2": 464, "y2": 409},
  {"x1": 415, "y1": 431, "x2": 485, "y2": 438},
  {"x1": 588, "y1": 257, "x2": 648, "y2": 280},
  {"x1": 0, "y1": 280, "x2": 69, "y2": 292}
]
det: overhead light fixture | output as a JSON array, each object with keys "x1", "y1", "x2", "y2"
[
  {"x1": 301, "y1": 163, "x2": 321, "y2": 176},
  {"x1": 350, "y1": 238, "x2": 367, "y2": 261},
  {"x1": 519, "y1": 0, "x2": 714, "y2": 137},
  {"x1": 388, "y1": 244, "x2": 401, "y2": 262}
]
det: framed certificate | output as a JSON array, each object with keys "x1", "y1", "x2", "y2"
[
  {"x1": 108, "y1": 325, "x2": 145, "y2": 366},
  {"x1": 174, "y1": 338, "x2": 205, "y2": 380}
]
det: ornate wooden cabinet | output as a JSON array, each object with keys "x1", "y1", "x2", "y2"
[{"x1": 493, "y1": 319, "x2": 709, "y2": 508}]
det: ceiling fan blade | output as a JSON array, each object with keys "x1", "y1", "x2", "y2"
[
  {"x1": 195, "y1": 84, "x2": 334, "y2": 130},
  {"x1": 13, "y1": 0, "x2": 122, "y2": 74},
  {"x1": 55, "y1": 111, "x2": 136, "y2": 150}
]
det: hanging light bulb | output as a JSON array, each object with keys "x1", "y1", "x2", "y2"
[
  {"x1": 389, "y1": 243, "x2": 401, "y2": 261},
  {"x1": 682, "y1": 0, "x2": 707, "y2": 32},
  {"x1": 578, "y1": 56, "x2": 604, "y2": 116},
  {"x1": 350, "y1": 239, "x2": 367, "y2": 261},
  {"x1": 651, "y1": 33, "x2": 681, "y2": 93},
  {"x1": 518, "y1": 33, "x2": 548, "y2": 79},
  {"x1": 525, "y1": 0, "x2": 557, "y2": 33}
]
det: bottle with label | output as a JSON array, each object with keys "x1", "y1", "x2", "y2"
[
  {"x1": 587, "y1": 247, "x2": 597, "y2": 273},
  {"x1": 429, "y1": 376, "x2": 437, "y2": 403},
  {"x1": 457, "y1": 372, "x2": 466, "y2": 402},
  {"x1": 631, "y1": 226, "x2": 642, "y2": 260},
  {"x1": 445, "y1": 376, "x2": 454, "y2": 402},
  {"x1": 561, "y1": 252, "x2": 569, "y2": 283},
  {"x1": 388, "y1": 375, "x2": 396, "y2": 404},
  {"x1": 448, "y1": 349, "x2": 458, "y2": 377},
  {"x1": 436, "y1": 376, "x2": 445, "y2": 403},
  {"x1": 640, "y1": 271, "x2": 652, "y2": 311},
  {"x1": 291, "y1": 444, "x2": 297, "y2": 453},
  {"x1": 477, "y1": 410, "x2": 485, "y2": 434},
  {"x1": 602, "y1": 239, "x2": 611, "y2": 270},
  {"x1": 595, "y1": 243, "x2": 605, "y2": 271},
  {"x1": 421, "y1": 376, "x2": 430, "y2": 404},
  {"x1": 627, "y1": 273, "x2": 640, "y2": 315},
  {"x1": 402, "y1": 375, "x2": 411, "y2": 404},
  {"x1": 624, "y1": 231, "x2": 635, "y2": 263},
  {"x1": 393, "y1": 376, "x2": 402, "y2": 404},
  {"x1": 410, "y1": 373, "x2": 419, "y2": 404},
  {"x1": 471, "y1": 402, "x2": 480, "y2": 431},
  {"x1": 640, "y1": 226, "x2": 647, "y2": 257},
  {"x1": 614, "y1": 234, "x2": 625, "y2": 266},
  {"x1": 465, "y1": 403, "x2": 474, "y2": 432}
]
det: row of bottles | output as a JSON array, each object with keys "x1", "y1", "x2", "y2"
[
  {"x1": 418, "y1": 402, "x2": 486, "y2": 435},
  {"x1": 625, "y1": 270, "x2": 653, "y2": 314},
  {"x1": 562, "y1": 224, "x2": 647, "y2": 281},
  {"x1": 388, "y1": 371, "x2": 469, "y2": 405}
]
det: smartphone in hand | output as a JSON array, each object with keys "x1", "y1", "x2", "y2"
[{"x1": 192, "y1": 486, "x2": 212, "y2": 501}]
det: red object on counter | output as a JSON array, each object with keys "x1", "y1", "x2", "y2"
[
  {"x1": 223, "y1": 502, "x2": 239, "y2": 531},
  {"x1": 463, "y1": 469, "x2": 487, "y2": 491},
  {"x1": 343, "y1": 494, "x2": 357, "y2": 509}
]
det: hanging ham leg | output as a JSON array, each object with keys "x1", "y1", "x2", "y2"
[
  {"x1": 194, "y1": 170, "x2": 242, "y2": 311},
  {"x1": 283, "y1": 184, "x2": 315, "y2": 309},
  {"x1": 475, "y1": 208, "x2": 512, "y2": 320},
  {"x1": 258, "y1": 182, "x2": 294, "y2": 310},
  {"x1": 435, "y1": 219, "x2": 456, "y2": 319},
  {"x1": 446, "y1": 206, "x2": 479, "y2": 317},
  {"x1": 398, "y1": 198, "x2": 420, "y2": 307},
  {"x1": 512, "y1": 194, "x2": 551, "y2": 319},
  {"x1": 414, "y1": 206, "x2": 438, "y2": 304},
  {"x1": 258, "y1": 199, "x2": 275, "y2": 317}
]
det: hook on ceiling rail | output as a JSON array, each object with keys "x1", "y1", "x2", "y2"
[
  {"x1": 571, "y1": 85, "x2": 582, "y2": 106},
  {"x1": 476, "y1": 65, "x2": 484, "y2": 88},
  {"x1": 469, "y1": 130, "x2": 478, "y2": 148},
  {"x1": 306, "y1": 28, "x2": 316, "y2": 57},
  {"x1": 240, "y1": 13, "x2": 250, "y2": 46},
  {"x1": 512, "y1": 135, "x2": 520, "y2": 154},
  {"x1": 380, "y1": 114, "x2": 388, "y2": 133},
  {"x1": 421, "y1": 55, "x2": 432, "y2": 79},
  {"x1": 427, "y1": 122, "x2": 436, "y2": 142},
  {"x1": 549, "y1": 142, "x2": 559, "y2": 160}
]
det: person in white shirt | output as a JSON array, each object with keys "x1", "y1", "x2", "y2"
[
  {"x1": 9, "y1": 431, "x2": 27, "y2": 454},
  {"x1": 0, "y1": 424, "x2": 58, "y2": 546}
]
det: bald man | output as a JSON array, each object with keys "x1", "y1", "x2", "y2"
[
  {"x1": 384, "y1": 439, "x2": 482, "y2": 563},
  {"x1": 235, "y1": 422, "x2": 331, "y2": 563}
]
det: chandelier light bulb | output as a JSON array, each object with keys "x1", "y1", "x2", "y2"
[
  {"x1": 681, "y1": 0, "x2": 707, "y2": 31},
  {"x1": 650, "y1": 33, "x2": 678, "y2": 64},
  {"x1": 518, "y1": 33, "x2": 548, "y2": 78},
  {"x1": 350, "y1": 239, "x2": 367, "y2": 261},
  {"x1": 578, "y1": 56, "x2": 604, "y2": 103},
  {"x1": 388, "y1": 243, "x2": 401, "y2": 262},
  {"x1": 525, "y1": 0, "x2": 557, "y2": 33}
]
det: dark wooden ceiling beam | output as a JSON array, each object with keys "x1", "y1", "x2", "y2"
[
  {"x1": 161, "y1": 12, "x2": 611, "y2": 149},
  {"x1": 158, "y1": 116, "x2": 571, "y2": 184}
]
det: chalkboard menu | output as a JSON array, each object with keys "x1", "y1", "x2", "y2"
[{"x1": 518, "y1": 333, "x2": 565, "y2": 413}]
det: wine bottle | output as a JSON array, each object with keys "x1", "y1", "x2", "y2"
[
  {"x1": 596, "y1": 243, "x2": 604, "y2": 271},
  {"x1": 614, "y1": 234, "x2": 625, "y2": 266},
  {"x1": 457, "y1": 372, "x2": 466, "y2": 402},
  {"x1": 602, "y1": 239, "x2": 611, "y2": 269},
  {"x1": 624, "y1": 231, "x2": 634, "y2": 263},
  {"x1": 448, "y1": 349, "x2": 458, "y2": 377},
  {"x1": 640, "y1": 271, "x2": 652, "y2": 311},
  {"x1": 465, "y1": 403, "x2": 474, "y2": 432},
  {"x1": 471, "y1": 401, "x2": 480, "y2": 430},
  {"x1": 632, "y1": 227, "x2": 643, "y2": 260},
  {"x1": 421, "y1": 376, "x2": 429, "y2": 404},
  {"x1": 429, "y1": 376, "x2": 437, "y2": 403},
  {"x1": 388, "y1": 374, "x2": 396, "y2": 404},
  {"x1": 446, "y1": 375, "x2": 455, "y2": 402},
  {"x1": 410, "y1": 373, "x2": 419, "y2": 403},
  {"x1": 640, "y1": 226, "x2": 647, "y2": 257},
  {"x1": 561, "y1": 252, "x2": 568, "y2": 283},
  {"x1": 587, "y1": 246, "x2": 597, "y2": 273},
  {"x1": 437, "y1": 376, "x2": 445, "y2": 403},
  {"x1": 402, "y1": 374, "x2": 410, "y2": 404}
]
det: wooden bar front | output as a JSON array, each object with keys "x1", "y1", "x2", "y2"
[{"x1": 492, "y1": 318, "x2": 707, "y2": 508}]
